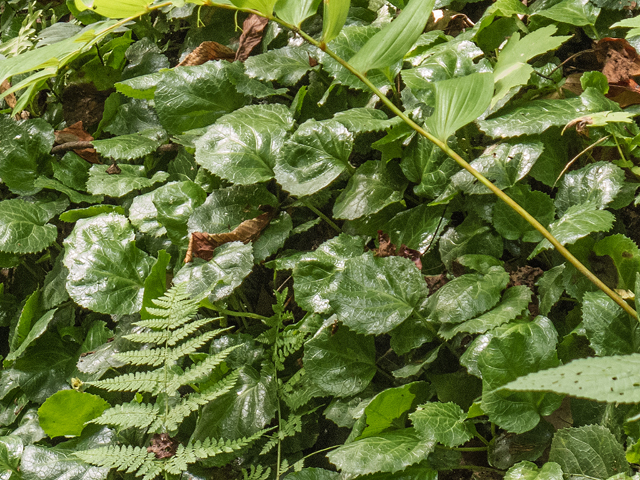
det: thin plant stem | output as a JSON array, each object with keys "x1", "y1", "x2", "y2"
[
  {"x1": 207, "y1": 306, "x2": 269, "y2": 321},
  {"x1": 436, "y1": 445, "x2": 489, "y2": 452},
  {"x1": 613, "y1": 134, "x2": 628, "y2": 165},
  {"x1": 553, "y1": 135, "x2": 609, "y2": 187},
  {"x1": 203, "y1": 3, "x2": 638, "y2": 319},
  {"x1": 300, "y1": 199, "x2": 342, "y2": 233}
]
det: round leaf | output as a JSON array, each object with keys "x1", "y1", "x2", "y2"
[
  {"x1": 0, "y1": 199, "x2": 57, "y2": 254},
  {"x1": 38, "y1": 390, "x2": 109, "y2": 438}
]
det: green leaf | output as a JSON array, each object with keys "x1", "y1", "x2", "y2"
[
  {"x1": 532, "y1": 0, "x2": 600, "y2": 27},
  {"x1": 348, "y1": 0, "x2": 434, "y2": 74},
  {"x1": 529, "y1": 202, "x2": 615, "y2": 259},
  {"x1": 327, "y1": 428, "x2": 435, "y2": 479},
  {"x1": 594, "y1": 234, "x2": 640, "y2": 291},
  {"x1": 426, "y1": 267, "x2": 510, "y2": 324},
  {"x1": 5, "y1": 309, "x2": 56, "y2": 366},
  {"x1": 115, "y1": 71, "x2": 165, "y2": 99},
  {"x1": 195, "y1": 104, "x2": 294, "y2": 185},
  {"x1": 0, "y1": 435, "x2": 22, "y2": 479},
  {"x1": 332, "y1": 108, "x2": 401, "y2": 134},
  {"x1": 73, "y1": 0, "x2": 152, "y2": 18},
  {"x1": 503, "y1": 354, "x2": 640, "y2": 403},
  {"x1": 330, "y1": 253, "x2": 429, "y2": 335},
  {"x1": 86, "y1": 164, "x2": 169, "y2": 197},
  {"x1": 154, "y1": 62, "x2": 246, "y2": 134},
  {"x1": 322, "y1": 0, "x2": 350, "y2": 44},
  {"x1": 289, "y1": 233, "x2": 365, "y2": 314},
  {"x1": 52, "y1": 152, "x2": 90, "y2": 192},
  {"x1": 275, "y1": 120, "x2": 353, "y2": 196},
  {"x1": 548, "y1": 425, "x2": 628, "y2": 479},
  {"x1": 504, "y1": 461, "x2": 564, "y2": 480},
  {"x1": 128, "y1": 190, "x2": 166, "y2": 237},
  {"x1": 141, "y1": 250, "x2": 171, "y2": 320},
  {"x1": 492, "y1": 26, "x2": 570, "y2": 107},
  {"x1": 401, "y1": 136, "x2": 460, "y2": 200},
  {"x1": 536, "y1": 265, "x2": 565, "y2": 316},
  {"x1": 439, "y1": 214, "x2": 503, "y2": 271},
  {"x1": 92, "y1": 128, "x2": 167, "y2": 161},
  {"x1": 245, "y1": 46, "x2": 315, "y2": 86},
  {"x1": 0, "y1": 117, "x2": 54, "y2": 196},
  {"x1": 285, "y1": 469, "x2": 340, "y2": 480},
  {"x1": 555, "y1": 162, "x2": 626, "y2": 215},
  {"x1": 63, "y1": 213, "x2": 154, "y2": 315},
  {"x1": 582, "y1": 291, "x2": 640, "y2": 356},
  {"x1": 382, "y1": 203, "x2": 447, "y2": 253},
  {"x1": 360, "y1": 382, "x2": 429, "y2": 438},
  {"x1": 333, "y1": 161, "x2": 407, "y2": 220},
  {"x1": 229, "y1": 0, "x2": 277, "y2": 15},
  {"x1": 305, "y1": 322, "x2": 376, "y2": 397},
  {"x1": 612, "y1": 16, "x2": 640, "y2": 37},
  {"x1": 0, "y1": 200, "x2": 57, "y2": 254},
  {"x1": 492, "y1": 185, "x2": 555, "y2": 242},
  {"x1": 275, "y1": 0, "x2": 321, "y2": 26},
  {"x1": 410, "y1": 402, "x2": 473, "y2": 447},
  {"x1": 438, "y1": 285, "x2": 532, "y2": 340},
  {"x1": 253, "y1": 211, "x2": 293, "y2": 263},
  {"x1": 188, "y1": 184, "x2": 278, "y2": 234},
  {"x1": 34, "y1": 178, "x2": 104, "y2": 205},
  {"x1": 479, "y1": 317, "x2": 561, "y2": 433},
  {"x1": 38, "y1": 390, "x2": 109, "y2": 438},
  {"x1": 478, "y1": 98, "x2": 587, "y2": 138},
  {"x1": 174, "y1": 242, "x2": 254, "y2": 301},
  {"x1": 424, "y1": 73, "x2": 494, "y2": 142},
  {"x1": 153, "y1": 181, "x2": 207, "y2": 246}
]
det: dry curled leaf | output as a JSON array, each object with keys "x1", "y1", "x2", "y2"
[
  {"x1": 595, "y1": 37, "x2": 640, "y2": 107},
  {"x1": 54, "y1": 121, "x2": 100, "y2": 163},
  {"x1": 0, "y1": 79, "x2": 17, "y2": 109},
  {"x1": 235, "y1": 14, "x2": 269, "y2": 62},
  {"x1": 106, "y1": 163, "x2": 121, "y2": 175},
  {"x1": 177, "y1": 41, "x2": 236, "y2": 66},
  {"x1": 185, "y1": 206, "x2": 275, "y2": 263},
  {"x1": 147, "y1": 433, "x2": 178, "y2": 459},
  {"x1": 373, "y1": 231, "x2": 423, "y2": 270}
]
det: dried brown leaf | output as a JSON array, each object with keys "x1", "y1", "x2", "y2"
[
  {"x1": 0, "y1": 79, "x2": 17, "y2": 109},
  {"x1": 54, "y1": 121, "x2": 99, "y2": 163},
  {"x1": 147, "y1": 433, "x2": 178, "y2": 459},
  {"x1": 177, "y1": 41, "x2": 236, "y2": 66},
  {"x1": 235, "y1": 14, "x2": 269, "y2": 62}
]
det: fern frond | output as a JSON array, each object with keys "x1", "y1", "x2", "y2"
[
  {"x1": 260, "y1": 413, "x2": 303, "y2": 454},
  {"x1": 163, "y1": 431, "x2": 267, "y2": 475},
  {"x1": 241, "y1": 465, "x2": 271, "y2": 480},
  {"x1": 116, "y1": 330, "x2": 220, "y2": 367},
  {"x1": 281, "y1": 368, "x2": 320, "y2": 411},
  {"x1": 150, "y1": 371, "x2": 240, "y2": 432},
  {"x1": 124, "y1": 317, "x2": 216, "y2": 346},
  {"x1": 138, "y1": 461, "x2": 163, "y2": 480},
  {"x1": 274, "y1": 328, "x2": 305, "y2": 370},
  {"x1": 75, "y1": 445, "x2": 156, "y2": 475},
  {"x1": 88, "y1": 369, "x2": 163, "y2": 393},
  {"x1": 90, "y1": 402, "x2": 159, "y2": 429},
  {"x1": 166, "y1": 345, "x2": 239, "y2": 391}
]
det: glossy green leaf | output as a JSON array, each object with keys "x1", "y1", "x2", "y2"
[
  {"x1": 489, "y1": 422, "x2": 555, "y2": 470},
  {"x1": 382, "y1": 204, "x2": 447, "y2": 253},
  {"x1": 229, "y1": 0, "x2": 277, "y2": 15},
  {"x1": 128, "y1": 190, "x2": 166, "y2": 237},
  {"x1": 503, "y1": 354, "x2": 640, "y2": 403},
  {"x1": 290, "y1": 234, "x2": 365, "y2": 314},
  {"x1": 86, "y1": 164, "x2": 169, "y2": 198},
  {"x1": 493, "y1": 185, "x2": 555, "y2": 242},
  {"x1": 63, "y1": 213, "x2": 154, "y2": 314},
  {"x1": 73, "y1": 0, "x2": 152, "y2": 18},
  {"x1": 38, "y1": 390, "x2": 109, "y2": 438},
  {"x1": 245, "y1": 46, "x2": 315, "y2": 86},
  {"x1": 173, "y1": 242, "x2": 254, "y2": 301},
  {"x1": 555, "y1": 162, "x2": 626, "y2": 214},
  {"x1": 479, "y1": 317, "x2": 562, "y2": 433},
  {"x1": 492, "y1": 26, "x2": 570, "y2": 107},
  {"x1": 285, "y1": 469, "x2": 340, "y2": 480},
  {"x1": 536, "y1": 265, "x2": 565, "y2": 316},
  {"x1": 332, "y1": 108, "x2": 401, "y2": 134},
  {"x1": 92, "y1": 128, "x2": 167, "y2": 161},
  {"x1": 582, "y1": 291, "x2": 640, "y2": 356},
  {"x1": 34, "y1": 178, "x2": 104, "y2": 205},
  {"x1": 188, "y1": 184, "x2": 278, "y2": 234},
  {"x1": 52, "y1": 152, "x2": 91, "y2": 192},
  {"x1": 478, "y1": 98, "x2": 587, "y2": 138},
  {"x1": 195, "y1": 104, "x2": 294, "y2": 185},
  {"x1": 410, "y1": 402, "x2": 473, "y2": 447},
  {"x1": 360, "y1": 382, "x2": 429, "y2": 438},
  {"x1": 348, "y1": 0, "x2": 433, "y2": 74},
  {"x1": 327, "y1": 428, "x2": 435, "y2": 479},
  {"x1": 5, "y1": 309, "x2": 56, "y2": 365},
  {"x1": 275, "y1": 120, "x2": 353, "y2": 196},
  {"x1": 333, "y1": 161, "x2": 407, "y2": 220},
  {"x1": 0, "y1": 117, "x2": 54, "y2": 196},
  {"x1": 153, "y1": 181, "x2": 207, "y2": 246},
  {"x1": 330, "y1": 253, "x2": 429, "y2": 335},
  {"x1": 504, "y1": 461, "x2": 563, "y2": 480},
  {"x1": 594, "y1": 234, "x2": 640, "y2": 291},
  {"x1": 305, "y1": 322, "x2": 376, "y2": 397},
  {"x1": 141, "y1": 250, "x2": 171, "y2": 320},
  {"x1": 275, "y1": 0, "x2": 321, "y2": 25},
  {"x1": 424, "y1": 72, "x2": 494, "y2": 142},
  {"x1": 439, "y1": 215, "x2": 504, "y2": 271},
  {"x1": 438, "y1": 285, "x2": 532, "y2": 340},
  {"x1": 253, "y1": 211, "x2": 293, "y2": 262},
  {"x1": 0, "y1": 435, "x2": 22, "y2": 479},
  {"x1": 0, "y1": 200, "x2": 57, "y2": 254},
  {"x1": 532, "y1": 0, "x2": 600, "y2": 26},
  {"x1": 321, "y1": 0, "x2": 350, "y2": 44},
  {"x1": 548, "y1": 426, "x2": 627, "y2": 479},
  {"x1": 426, "y1": 267, "x2": 510, "y2": 324},
  {"x1": 529, "y1": 202, "x2": 615, "y2": 258},
  {"x1": 154, "y1": 62, "x2": 247, "y2": 134},
  {"x1": 612, "y1": 16, "x2": 640, "y2": 37}
]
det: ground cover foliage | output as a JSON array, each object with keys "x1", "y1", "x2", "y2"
[{"x1": 4, "y1": 0, "x2": 640, "y2": 478}]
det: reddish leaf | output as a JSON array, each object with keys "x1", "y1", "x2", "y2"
[
  {"x1": 177, "y1": 41, "x2": 236, "y2": 67},
  {"x1": 184, "y1": 206, "x2": 276, "y2": 263},
  {"x1": 54, "y1": 121, "x2": 100, "y2": 163},
  {"x1": 235, "y1": 14, "x2": 269, "y2": 62},
  {"x1": 595, "y1": 38, "x2": 640, "y2": 107}
]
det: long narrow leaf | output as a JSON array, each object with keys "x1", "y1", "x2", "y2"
[
  {"x1": 348, "y1": 0, "x2": 434, "y2": 74},
  {"x1": 322, "y1": 0, "x2": 351, "y2": 44},
  {"x1": 229, "y1": 0, "x2": 278, "y2": 15},
  {"x1": 275, "y1": 0, "x2": 321, "y2": 26},
  {"x1": 74, "y1": 0, "x2": 153, "y2": 18},
  {"x1": 424, "y1": 72, "x2": 494, "y2": 142}
]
